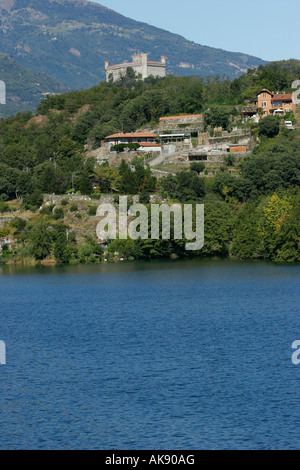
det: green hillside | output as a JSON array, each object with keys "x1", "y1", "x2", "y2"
[
  {"x1": 0, "y1": 53, "x2": 69, "y2": 118},
  {"x1": 0, "y1": 63, "x2": 299, "y2": 264}
]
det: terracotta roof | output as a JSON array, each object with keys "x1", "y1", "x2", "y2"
[
  {"x1": 258, "y1": 89, "x2": 273, "y2": 96},
  {"x1": 272, "y1": 94, "x2": 293, "y2": 102},
  {"x1": 106, "y1": 133, "x2": 157, "y2": 139}
]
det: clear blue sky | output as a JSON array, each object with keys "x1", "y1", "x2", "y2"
[{"x1": 96, "y1": 0, "x2": 300, "y2": 62}]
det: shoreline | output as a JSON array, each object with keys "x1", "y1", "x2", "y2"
[{"x1": 1, "y1": 255, "x2": 299, "y2": 273}]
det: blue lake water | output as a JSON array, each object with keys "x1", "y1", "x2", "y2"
[{"x1": 0, "y1": 259, "x2": 299, "y2": 450}]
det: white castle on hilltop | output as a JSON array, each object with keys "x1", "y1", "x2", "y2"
[{"x1": 105, "y1": 53, "x2": 166, "y2": 82}]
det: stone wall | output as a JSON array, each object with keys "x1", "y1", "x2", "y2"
[
  {"x1": 159, "y1": 114, "x2": 203, "y2": 131},
  {"x1": 203, "y1": 133, "x2": 252, "y2": 152},
  {"x1": 293, "y1": 83, "x2": 300, "y2": 105},
  {"x1": 0, "y1": 237, "x2": 15, "y2": 253},
  {"x1": 162, "y1": 141, "x2": 192, "y2": 153},
  {"x1": 43, "y1": 195, "x2": 92, "y2": 204},
  {"x1": 106, "y1": 54, "x2": 166, "y2": 82},
  {"x1": 0, "y1": 216, "x2": 16, "y2": 228}
]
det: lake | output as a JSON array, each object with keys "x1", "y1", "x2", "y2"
[{"x1": 0, "y1": 259, "x2": 299, "y2": 450}]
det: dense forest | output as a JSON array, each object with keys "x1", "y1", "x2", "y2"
[{"x1": 0, "y1": 61, "x2": 299, "y2": 264}]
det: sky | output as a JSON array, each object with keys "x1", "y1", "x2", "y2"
[{"x1": 96, "y1": 0, "x2": 300, "y2": 62}]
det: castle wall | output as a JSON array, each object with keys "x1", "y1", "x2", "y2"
[
  {"x1": 106, "y1": 54, "x2": 166, "y2": 82},
  {"x1": 147, "y1": 65, "x2": 166, "y2": 78}
]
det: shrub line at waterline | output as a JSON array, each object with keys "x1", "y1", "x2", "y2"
[{"x1": 96, "y1": 197, "x2": 205, "y2": 251}]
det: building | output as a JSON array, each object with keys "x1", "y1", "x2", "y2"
[
  {"x1": 256, "y1": 89, "x2": 296, "y2": 117},
  {"x1": 292, "y1": 80, "x2": 300, "y2": 105},
  {"x1": 240, "y1": 106, "x2": 259, "y2": 123},
  {"x1": 105, "y1": 53, "x2": 166, "y2": 82},
  {"x1": 159, "y1": 114, "x2": 203, "y2": 145},
  {"x1": 228, "y1": 144, "x2": 248, "y2": 153},
  {"x1": 105, "y1": 133, "x2": 161, "y2": 152},
  {"x1": 159, "y1": 114, "x2": 203, "y2": 128}
]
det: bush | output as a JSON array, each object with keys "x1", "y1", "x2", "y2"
[
  {"x1": 53, "y1": 207, "x2": 64, "y2": 220},
  {"x1": 40, "y1": 204, "x2": 55, "y2": 215},
  {"x1": 10, "y1": 218, "x2": 27, "y2": 233},
  {"x1": 224, "y1": 155, "x2": 236, "y2": 166},
  {"x1": 0, "y1": 202, "x2": 10, "y2": 213},
  {"x1": 113, "y1": 143, "x2": 140, "y2": 153},
  {"x1": 25, "y1": 190, "x2": 44, "y2": 211},
  {"x1": 139, "y1": 191, "x2": 150, "y2": 204},
  {"x1": 190, "y1": 162, "x2": 205, "y2": 174},
  {"x1": 258, "y1": 116, "x2": 280, "y2": 138},
  {"x1": 70, "y1": 203, "x2": 78, "y2": 212},
  {"x1": 88, "y1": 206, "x2": 98, "y2": 216}
]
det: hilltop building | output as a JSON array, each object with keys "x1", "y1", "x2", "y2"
[
  {"x1": 105, "y1": 53, "x2": 166, "y2": 82},
  {"x1": 256, "y1": 89, "x2": 296, "y2": 117}
]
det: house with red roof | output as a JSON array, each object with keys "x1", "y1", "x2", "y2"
[
  {"x1": 105, "y1": 132, "x2": 161, "y2": 152},
  {"x1": 256, "y1": 89, "x2": 296, "y2": 117}
]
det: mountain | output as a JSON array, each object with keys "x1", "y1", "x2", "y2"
[
  {"x1": 0, "y1": 53, "x2": 69, "y2": 118},
  {"x1": 0, "y1": 0, "x2": 266, "y2": 91}
]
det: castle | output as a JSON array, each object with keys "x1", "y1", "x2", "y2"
[{"x1": 105, "y1": 53, "x2": 166, "y2": 82}]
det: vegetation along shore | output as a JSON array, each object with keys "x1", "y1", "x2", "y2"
[{"x1": 0, "y1": 61, "x2": 299, "y2": 265}]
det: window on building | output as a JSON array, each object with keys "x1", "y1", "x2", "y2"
[{"x1": 263, "y1": 102, "x2": 267, "y2": 107}]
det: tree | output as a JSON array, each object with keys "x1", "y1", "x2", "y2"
[
  {"x1": 231, "y1": 203, "x2": 263, "y2": 259},
  {"x1": 119, "y1": 163, "x2": 138, "y2": 194},
  {"x1": 0, "y1": 202, "x2": 10, "y2": 213},
  {"x1": 139, "y1": 190, "x2": 150, "y2": 204},
  {"x1": 24, "y1": 189, "x2": 44, "y2": 210},
  {"x1": 190, "y1": 162, "x2": 205, "y2": 174},
  {"x1": 30, "y1": 223, "x2": 53, "y2": 260},
  {"x1": 160, "y1": 171, "x2": 206, "y2": 202},
  {"x1": 94, "y1": 165, "x2": 122, "y2": 193},
  {"x1": 54, "y1": 231, "x2": 73, "y2": 263},
  {"x1": 204, "y1": 106, "x2": 231, "y2": 131},
  {"x1": 258, "y1": 193, "x2": 293, "y2": 258},
  {"x1": 53, "y1": 207, "x2": 64, "y2": 220},
  {"x1": 76, "y1": 169, "x2": 93, "y2": 195},
  {"x1": 258, "y1": 116, "x2": 280, "y2": 138}
]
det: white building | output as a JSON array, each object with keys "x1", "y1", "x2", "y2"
[
  {"x1": 105, "y1": 53, "x2": 166, "y2": 82},
  {"x1": 105, "y1": 132, "x2": 161, "y2": 152}
]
